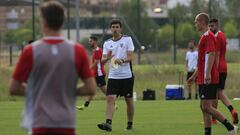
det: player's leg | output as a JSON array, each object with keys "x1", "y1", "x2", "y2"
[
  {"x1": 200, "y1": 103, "x2": 212, "y2": 135},
  {"x1": 123, "y1": 77, "x2": 134, "y2": 130},
  {"x1": 211, "y1": 92, "x2": 218, "y2": 124},
  {"x1": 106, "y1": 95, "x2": 117, "y2": 123},
  {"x1": 125, "y1": 97, "x2": 134, "y2": 130},
  {"x1": 78, "y1": 76, "x2": 107, "y2": 110},
  {"x1": 97, "y1": 94, "x2": 116, "y2": 132},
  {"x1": 97, "y1": 79, "x2": 119, "y2": 131},
  {"x1": 194, "y1": 81, "x2": 198, "y2": 99},
  {"x1": 200, "y1": 84, "x2": 235, "y2": 133},
  {"x1": 99, "y1": 75, "x2": 107, "y2": 94},
  {"x1": 187, "y1": 72, "x2": 192, "y2": 99},
  {"x1": 218, "y1": 73, "x2": 239, "y2": 125},
  {"x1": 219, "y1": 90, "x2": 239, "y2": 125}
]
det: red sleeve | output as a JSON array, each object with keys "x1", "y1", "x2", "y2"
[
  {"x1": 74, "y1": 44, "x2": 93, "y2": 79},
  {"x1": 12, "y1": 45, "x2": 33, "y2": 82},
  {"x1": 220, "y1": 32, "x2": 227, "y2": 48},
  {"x1": 206, "y1": 35, "x2": 216, "y2": 53},
  {"x1": 95, "y1": 49, "x2": 102, "y2": 60}
]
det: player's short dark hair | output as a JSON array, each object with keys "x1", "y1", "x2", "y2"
[
  {"x1": 110, "y1": 19, "x2": 122, "y2": 28},
  {"x1": 28, "y1": 40, "x2": 34, "y2": 44},
  {"x1": 89, "y1": 36, "x2": 98, "y2": 42},
  {"x1": 40, "y1": 0, "x2": 65, "y2": 31},
  {"x1": 209, "y1": 18, "x2": 218, "y2": 23}
]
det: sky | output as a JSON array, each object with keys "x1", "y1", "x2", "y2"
[{"x1": 167, "y1": 0, "x2": 192, "y2": 9}]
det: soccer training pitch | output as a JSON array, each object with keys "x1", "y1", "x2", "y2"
[{"x1": 0, "y1": 100, "x2": 239, "y2": 135}]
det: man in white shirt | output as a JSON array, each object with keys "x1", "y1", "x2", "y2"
[
  {"x1": 185, "y1": 40, "x2": 198, "y2": 100},
  {"x1": 97, "y1": 19, "x2": 135, "y2": 132}
]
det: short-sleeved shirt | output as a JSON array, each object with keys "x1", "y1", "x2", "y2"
[
  {"x1": 215, "y1": 31, "x2": 227, "y2": 73},
  {"x1": 197, "y1": 31, "x2": 219, "y2": 85},
  {"x1": 92, "y1": 47, "x2": 106, "y2": 77},
  {"x1": 103, "y1": 35, "x2": 134, "y2": 79},
  {"x1": 12, "y1": 36, "x2": 93, "y2": 130},
  {"x1": 185, "y1": 51, "x2": 198, "y2": 72}
]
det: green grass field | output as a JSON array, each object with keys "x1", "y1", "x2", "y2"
[{"x1": 0, "y1": 100, "x2": 239, "y2": 135}]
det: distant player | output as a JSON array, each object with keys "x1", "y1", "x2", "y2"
[
  {"x1": 97, "y1": 19, "x2": 135, "y2": 132},
  {"x1": 189, "y1": 13, "x2": 237, "y2": 135},
  {"x1": 209, "y1": 18, "x2": 239, "y2": 125},
  {"x1": 185, "y1": 40, "x2": 198, "y2": 100},
  {"x1": 9, "y1": 1, "x2": 96, "y2": 135},
  {"x1": 76, "y1": 36, "x2": 107, "y2": 110}
]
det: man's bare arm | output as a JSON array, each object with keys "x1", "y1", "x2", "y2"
[
  {"x1": 76, "y1": 77, "x2": 96, "y2": 96},
  {"x1": 9, "y1": 79, "x2": 26, "y2": 96}
]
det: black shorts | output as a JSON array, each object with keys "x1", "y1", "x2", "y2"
[
  {"x1": 187, "y1": 71, "x2": 197, "y2": 82},
  {"x1": 218, "y1": 73, "x2": 227, "y2": 90},
  {"x1": 198, "y1": 84, "x2": 218, "y2": 100},
  {"x1": 106, "y1": 77, "x2": 134, "y2": 98},
  {"x1": 95, "y1": 75, "x2": 106, "y2": 87}
]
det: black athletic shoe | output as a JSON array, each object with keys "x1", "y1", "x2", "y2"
[
  {"x1": 97, "y1": 123, "x2": 112, "y2": 132},
  {"x1": 125, "y1": 125, "x2": 132, "y2": 130}
]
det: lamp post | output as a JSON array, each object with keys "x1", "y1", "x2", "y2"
[
  {"x1": 208, "y1": 0, "x2": 212, "y2": 17},
  {"x1": 67, "y1": 0, "x2": 70, "y2": 39},
  {"x1": 76, "y1": 0, "x2": 80, "y2": 42},
  {"x1": 137, "y1": 0, "x2": 141, "y2": 64},
  {"x1": 32, "y1": 0, "x2": 35, "y2": 41},
  {"x1": 173, "y1": 17, "x2": 177, "y2": 64}
]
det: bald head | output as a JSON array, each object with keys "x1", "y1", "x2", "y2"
[
  {"x1": 194, "y1": 13, "x2": 210, "y2": 32},
  {"x1": 195, "y1": 13, "x2": 209, "y2": 25}
]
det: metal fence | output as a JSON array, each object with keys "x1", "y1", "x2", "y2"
[{"x1": 0, "y1": 45, "x2": 22, "y2": 67}]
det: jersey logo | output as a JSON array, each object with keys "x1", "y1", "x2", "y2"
[
  {"x1": 51, "y1": 46, "x2": 58, "y2": 55},
  {"x1": 120, "y1": 43, "x2": 123, "y2": 48}
]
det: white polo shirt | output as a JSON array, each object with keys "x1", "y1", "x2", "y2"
[
  {"x1": 103, "y1": 35, "x2": 134, "y2": 79},
  {"x1": 185, "y1": 50, "x2": 198, "y2": 72}
]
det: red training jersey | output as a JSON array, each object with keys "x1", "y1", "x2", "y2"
[
  {"x1": 197, "y1": 31, "x2": 219, "y2": 85},
  {"x1": 215, "y1": 31, "x2": 227, "y2": 73},
  {"x1": 92, "y1": 47, "x2": 106, "y2": 77}
]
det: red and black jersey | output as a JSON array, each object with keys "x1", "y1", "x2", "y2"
[{"x1": 197, "y1": 31, "x2": 219, "y2": 85}]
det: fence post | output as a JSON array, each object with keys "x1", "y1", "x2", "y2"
[{"x1": 9, "y1": 45, "x2": 13, "y2": 66}]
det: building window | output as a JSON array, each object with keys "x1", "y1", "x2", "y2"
[
  {"x1": 6, "y1": 9, "x2": 18, "y2": 19},
  {"x1": 20, "y1": 8, "x2": 25, "y2": 14},
  {"x1": 7, "y1": 22, "x2": 19, "y2": 29}
]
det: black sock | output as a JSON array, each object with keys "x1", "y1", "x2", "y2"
[
  {"x1": 106, "y1": 119, "x2": 112, "y2": 125},
  {"x1": 228, "y1": 105, "x2": 234, "y2": 112},
  {"x1": 205, "y1": 127, "x2": 211, "y2": 135},
  {"x1": 84, "y1": 101, "x2": 90, "y2": 107},
  {"x1": 221, "y1": 119, "x2": 234, "y2": 131},
  {"x1": 128, "y1": 121, "x2": 133, "y2": 126}
]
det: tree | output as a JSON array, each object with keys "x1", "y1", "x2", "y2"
[
  {"x1": 223, "y1": 20, "x2": 239, "y2": 38},
  {"x1": 2, "y1": 17, "x2": 40, "y2": 45},
  {"x1": 169, "y1": 3, "x2": 190, "y2": 20},
  {"x1": 2, "y1": 30, "x2": 15, "y2": 44},
  {"x1": 157, "y1": 24, "x2": 173, "y2": 51},
  {"x1": 226, "y1": 0, "x2": 240, "y2": 17},
  {"x1": 176, "y1": 22, "x2": 196, "y2": 48},
  {"x1": 118, "y1": 0, "x2": 158, "y2": 49},
  {"x1": 14, "y1": 28, "x2": 32, "y2": 45},
  {"x1": 190, "y1": 0, "x2": 207, "y2": 17}
]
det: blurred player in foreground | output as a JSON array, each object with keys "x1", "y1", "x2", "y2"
[{"x1": 9, "y1": 1, "x2": 96, "y2": 135}]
